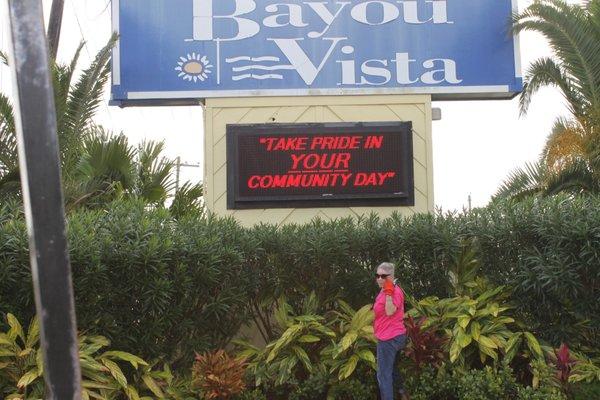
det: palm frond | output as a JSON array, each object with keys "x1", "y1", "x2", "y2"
[
  {"x1": 513, "y1": 0, "x2": 600, "y2": 113},
  {"x1": 54, "y1": 41, "x2": 86, "y2": 143},
  {"x1": 74, "y1": 130, "x2": 136, "y2": 193},
  {"x1": 541, "y1": 117, "x2": 587, "y2": 171},
  {"x1": 136, "y1": 140, "x2": 175, "y2": 203},
  {"x1": 63, "y1": 34, "x2": 118, "y2": 156},
  {"x1": 544, "y1": 158, "x2": 597, "y2": 195},
  {"x1": 0, "y1": 93, "x2": 17, "y2": 172},
  {"x1": 0, "y1": 168, "x2": 21, "y2": 198},
  {"x1": 519, "y1": 57, "x2": 584, "y2": 117},
  {"x1": 494, "y1": 161, "x2": 546, "y2": 201},
  {"x1": 169, "y1": 181, "x2": 204, "y2": 218},
  {"x1": 0, "y1": 51, "x2": 8, "y2": 65}
]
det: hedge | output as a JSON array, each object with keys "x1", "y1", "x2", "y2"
[{"x1": 0, "y1": 195, "x2": 598, "y2": 364}]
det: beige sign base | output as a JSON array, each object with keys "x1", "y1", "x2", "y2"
[{"x1": 203, "y1": 95, "x2": 434, "y2": 227}]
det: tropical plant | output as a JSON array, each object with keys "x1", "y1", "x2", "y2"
[
  {"x1": 496, "y1": 0, "x2": 600, "y2": 199},
  {"x1": 0, "y1": 36, "x2": 191, "y2": 211},
  {"x1": 553, "y1": 343, "x2": 577, "y2": 389},
  {"x1": 322, "y1": 300, "x2": 376, "y2": 381},
  {"x1": 236, "y1": 294, "x2": 377, "y2": 394},
  {"x1": 0, "y1": 36, "x2": 117, "y2": 199},
  {"x1": 192, "y1": 349, "x2": 247, "y2": 399},
  {"x1": 236, "y1": 293, "x2": 336, "y2": 387},
  {"x1": 409, "y1": 284, "x2": 545, "y2": 373},
  {"x1": 404, "y1": 315, "x2": 447, "y2": 371},
  {"x1": 569, "y1": 355, "x2": 600, "y2": 384},
  {"x1": 447, "y1": 238, "x2": 482, "y2": 297},
  {"x1": 0, "y1": 313, "x2": 161, "y2": 400},
  {"x1": 68, "y1": 129, "x2": 176, "y2": 209},
  {"x1": 169, "y1": 181, "x2": 204, "y2": 219}
]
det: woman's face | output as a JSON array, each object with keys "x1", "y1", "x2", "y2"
[{"x1": 375, "y1": 268, "x2": 393, "y2": 288}]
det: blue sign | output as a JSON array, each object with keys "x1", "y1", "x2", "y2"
[{"x1": 111, "y1": 0, "x2": 522, "y2": 105}]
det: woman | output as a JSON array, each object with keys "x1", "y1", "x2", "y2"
[{"x1": 373, "y1": 262, "x2": 409, "y2": 400}]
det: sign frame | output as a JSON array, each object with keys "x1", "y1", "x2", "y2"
[
  {"x1": 226, "y1": 121, "x2": 415, "y2": 209},
  {"x1": 110, "y1": 0, "x2": 523, "y2": 106}
]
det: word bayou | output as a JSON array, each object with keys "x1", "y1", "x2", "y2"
[{"x1": 112, "y1": 0, "x2": 522, "y2": 103}]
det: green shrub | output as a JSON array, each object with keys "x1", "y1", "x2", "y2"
[
  {"x1": 406, "y1": 364, "x2": 567, "y2": 400},
  {"x1": 327, "y1": 373, "x2": 377, "y2": 400},
  {"x1": 232, "y1": 388, "x2": 267, "y2": 400},
  {"x1": 1, "y1": 194, "x2": 600, "y2": 364},
  {"x1": 0, "y1": 199, "x2": 257, "y2": 365},
  {"x1": 288, "y1": 370, "x2": 328, "y2": 400},
  {"x1": 572, "y1": 381, "x2": 600, "y2": 400}
]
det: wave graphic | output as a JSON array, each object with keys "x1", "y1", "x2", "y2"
[
  {"x1": 226, "y1": 56, "x2": 280, "y2": 63},
  {"x1": 232, "y1": 65, "x2": 294, "y2": 72},
  {"x1": 232, "y1": 74, "x2": 284, "y2": 81}
]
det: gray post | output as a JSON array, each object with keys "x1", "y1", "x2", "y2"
[
  {"x1": 47, "y1": 0, "x2": 65, "y2": 60},
  {"x1": 5, "y1": 0, "x2": 82, "y2": 399}
]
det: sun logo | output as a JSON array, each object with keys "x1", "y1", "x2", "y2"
[{"x1": 175, "y1": 53, "x2": 213, "y2": 82}]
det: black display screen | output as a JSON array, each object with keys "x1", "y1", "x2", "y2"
[{"x1": 227, "y1": 122, "x2": 414, "y2": 209}]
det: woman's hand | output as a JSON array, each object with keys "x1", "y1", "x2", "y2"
[{"x1": 383, "y1": 279, "x2": 394, "y2": 296}]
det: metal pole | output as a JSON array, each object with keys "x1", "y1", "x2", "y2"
[
  {"x1": 5, "y1": 1, "x2": 82, "y2": 399},
  {"x1": 176, "y1": 156, "x2": 181, "y2": 192},
  {"x1": 47, "y1": 0, "x2": 65, "y2": 60}
]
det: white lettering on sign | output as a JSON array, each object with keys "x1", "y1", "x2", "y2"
[
  {"x1": 268, "y1": 37, "x2": 346, "y2": 85},
  {"x1": 193, "y1": 0, "x2": 452, "y2": 40},
  {"x1": 189, "y1": 0, "x2": 461, "y2": 87},
  {"x1": 193, "y1": 0, "x2": 260, "y2": 41}
]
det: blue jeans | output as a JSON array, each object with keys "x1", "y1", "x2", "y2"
[{"x1": 376, "y1": 334, "x2": 407, "y2": 400}]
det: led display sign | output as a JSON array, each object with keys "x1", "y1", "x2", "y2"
[{"x1": 227, "y1": 122, "x2": 414, "y2": 208}]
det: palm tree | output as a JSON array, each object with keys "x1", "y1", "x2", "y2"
[
  {"x1": 0, "y1": 35, "x2": 192, "y2": 210},
  {"x1": 69, "y1": 130, "x2": 176, "y2": 209},
  {"x1": 0, "y1": 52, "x2": 18, "y2": 199},
  {"x1": 495, "y1": 0, "x2": 600, "y2": 200},
  {"x1": 0, "y1": 36, "x2": 117, "y2": 199}
]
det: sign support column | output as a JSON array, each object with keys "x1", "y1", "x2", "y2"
[{"x1": 5, "y1": 0, "x2": 82, "y2": 398}]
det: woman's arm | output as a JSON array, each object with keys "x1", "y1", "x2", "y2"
[{"x1": 385, "y1": 295, "x2": 397, "y2": 316}]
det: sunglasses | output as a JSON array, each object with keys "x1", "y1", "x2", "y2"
[{"x1": 375, "y1": 273, "x2": 390, "y2": 279}]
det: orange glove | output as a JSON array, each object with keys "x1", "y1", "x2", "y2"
[{"x1": 383, "y1": 279, "x2": 394, "y2": 296}]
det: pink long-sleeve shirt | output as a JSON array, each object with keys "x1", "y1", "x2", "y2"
[{"x1": 373, "y1": 284, "x2": 406, "y2": 341}]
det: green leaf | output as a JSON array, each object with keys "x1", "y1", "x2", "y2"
[
  {"x1": 18, "y1": 347, "x2": 33, "y2": 357},
  {"x1": 476, "y1": 335, "x2": 498, "y2": 349},
  {"x1": 456, "y1": 329, "x2": 473, "y2": 349},
  {"x1": 17, "y1": 369, "x2": 40, "y2": 388},
  {"x1": 0, "y1": 333, "x2": 13, "y2": 346},
  {"x1": 297, "y1": 335, "x2": 321, "y2": 343},
  {"x1": 125, "y1": 384, "x2": 141, "y2": 400},
  {"x1": 357, "y1": 349, "x2": 376, "y2": 365},
  {"x1": 470, "y1": 321, "x2": 481, "y2": 340},
  {"x1": 26, "y1": 317, "x2": 40, "y2": 348},
  {"x1": 524, "y1": 332, "x2": 543, "y2": 360},
  {"x1": 81, "y1": 380, "x2": 117, "y2": 390},
  {"x1": 0, "y1": 349, "x2": 15, "y2": 357},
  {"x1": 338, "y1": 355, "x2": 359, "y2": 380},
  {"x1": 504, "y1": 333, "x2": 523, "y2": 363},
  {"x1": 101, "y1": 358, "x2": 128, "y2": 388},
  {"x1": 292, "y1": 345, "x2": 313, "y2": 373},
  {"x1": 339, "y1": 332, "x2": 358, "y2": 351},
  {"x1": 478, "y1": 341, "x2": 498, "y2": 361},
  {"x1": 142, "y1": 374, "x2": 165, "y2": 397},
  {"x1": 458, "y1": 315, "x2": 471, "y2": 329},
  {"x1": 7, "y1": 314, "x2": 24, "y2": 342},
  {"x1": 449, "y1": 340, "x2": 461, "y2": 363},
  {"x1": 101, "y1": 351, "x2": 148, "y2": 369}
]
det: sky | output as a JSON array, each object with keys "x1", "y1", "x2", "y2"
[{"x1": 0, "y1": 0, "x2": 574, "y2": 212}]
